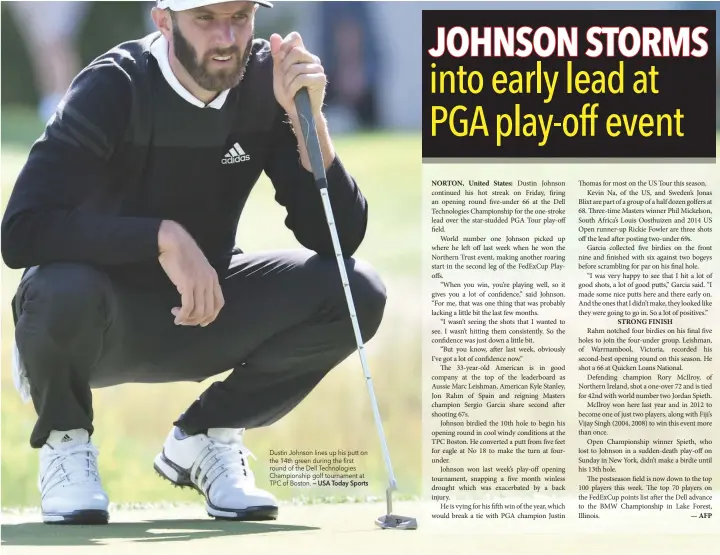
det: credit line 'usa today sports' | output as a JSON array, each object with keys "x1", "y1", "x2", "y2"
[{"x1": 0, "y1": 1, "x2": 718, "y2": 553}]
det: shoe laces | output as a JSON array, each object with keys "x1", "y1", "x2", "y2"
[
  {"x1": 190, "y1": 435, "x2": 257, "y2": 494},
  {"x1": 39, "y1": 443, "x2": 101, "y2": 497}
]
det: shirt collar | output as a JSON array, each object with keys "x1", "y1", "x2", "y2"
[{"x1": 150, "y1": 34, "x2": 229, "y2": 110}]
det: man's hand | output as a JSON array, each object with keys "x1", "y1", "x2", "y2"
[
  {"x1": 157, "y1": 220, "x2": 224, "y2": 327},
  {"x1": 269, "y1": 31, "x2": 336, "y2": 172},
  {"x1": 270, "y1": 32, "x2": 326, "y2": 120}
]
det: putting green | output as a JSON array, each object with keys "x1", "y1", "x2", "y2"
[{"x1": 2, "y1": 502, "x2": 718, "y2": 555}]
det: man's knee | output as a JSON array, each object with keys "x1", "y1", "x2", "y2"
[
  {"x1": 343, "y1": 258, "x2": 387, "y2": 342},
  {"x1": 17, "y1": 263, "x2": 111, "y2": 334}
]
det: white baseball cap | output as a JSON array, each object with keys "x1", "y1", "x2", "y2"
[{"x1": 156, "y1": 0, "x2": 273, "y2": 10}]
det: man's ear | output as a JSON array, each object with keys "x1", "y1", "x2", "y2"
[{"x1": 151, "y1": 7, "x2": 173, "y2": 39}]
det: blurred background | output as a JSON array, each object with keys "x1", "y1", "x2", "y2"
[{"x1": 1, "y1": 0, "x2": 717, "y2": 509}]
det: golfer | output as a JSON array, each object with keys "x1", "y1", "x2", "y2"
[{"x1": 1, "y1": 0, "x2": 386, "y2": 525}]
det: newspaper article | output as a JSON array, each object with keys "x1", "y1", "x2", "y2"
[
  {"x1": 421, "y1": 7, "x2": 718, "y2": 536},
  {"x1": 422, "y1": 163, "x2": 717, "y2": 534}
]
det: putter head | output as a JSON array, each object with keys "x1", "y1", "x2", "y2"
[{"x1": 375, "y1": 514, "x2": 418, "y2": 530}]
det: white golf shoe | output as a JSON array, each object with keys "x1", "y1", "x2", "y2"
[
  {"x1": 154, "y1": 426, "x2": 278, "y2": 520},
  {"x1": 39, "y1": 429, "x2": 109, "y2": 524}
]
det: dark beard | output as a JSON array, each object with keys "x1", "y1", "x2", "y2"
[{"x1": 172, "y1": 25, "x2": 253, "y2": 92}]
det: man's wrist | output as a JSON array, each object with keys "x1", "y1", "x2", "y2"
[
  {"x1": 158, "y1": 220, "x2": 183, "y2": 254},
  {"x1": 291, "y1": 112, "x2": 335, "y2": 170},
  {"x1": 288, "y1": 110, "x2": 326, "y2": 134}
]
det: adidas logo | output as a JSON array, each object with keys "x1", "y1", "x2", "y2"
[
  {"x1": 222, "y1": 142, "x2": 250, "y2": 164},
  {"x1": 61, "y1": 434, "x2": 73, "y2": 443}
]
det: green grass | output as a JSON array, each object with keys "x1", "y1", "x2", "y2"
[
  {"x1": 0, "y1": 107, "x2": 422, "y2": 508},
  {"x1": 0, "y1": 106, "x2": 47, "y2": 150}
]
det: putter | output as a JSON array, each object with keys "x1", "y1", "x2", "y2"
[{"x1": 293, "y1": 88, "x2": 417, "y2": 531}]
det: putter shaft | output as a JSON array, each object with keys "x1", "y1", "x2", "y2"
[{"x1": 293, "y1": 88, "x2": 398, "y2": 504}]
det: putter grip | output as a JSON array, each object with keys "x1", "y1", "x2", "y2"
[{"x1": 294, "y1": 88, "x2": 327, "y2": 187}]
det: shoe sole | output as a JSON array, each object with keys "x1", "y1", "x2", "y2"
[
  {"x1": 42, "y1": 509, "x2": 109, "y2": 525},
  {"x1": 153, "y1": 451, "x2": 278, "y2": 521}
]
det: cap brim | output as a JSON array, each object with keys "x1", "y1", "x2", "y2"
[{"x1": 158, "y1": 0, "x2": 273, "y2": 11}]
